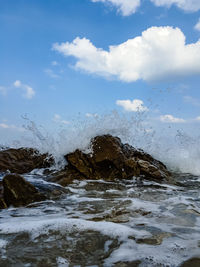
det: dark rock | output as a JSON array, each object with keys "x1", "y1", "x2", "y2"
[
  {"x1": 51, "y1": 135, "x2": 170, "y2": 186},
  {"x1": 0, "y1": 148, "x2": 53, "y2": 174},
  {"x1": 0, "y1": 180, "x2": 7, "y2": 209},
  {"x1": 180, "y1": 258, "x2": 200, "y2": 267},
  {"x1": 3, "y1": 174, "x2": 46, "y2": 207},
  {"x1": 114, "y1": 261, "x2": 141, "y2": 267},
  {"x1": 0, "y1": 197, "x2": 7, "y2": 209}
]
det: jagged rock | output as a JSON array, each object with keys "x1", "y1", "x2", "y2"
[
  {"x1": 51, "y1": 135, "x2": 170, "y2": 186},
  {"x1": 2, "y1": 174, "x2": 46, "y2": 208},
  {"x1": 180, "y1": 258, "x2": 200, "y2": 267},
  {"x1": 0, "y1": 148, "x2": 53, "y2": 174}
]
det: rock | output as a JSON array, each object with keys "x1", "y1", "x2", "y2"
[
  {"x1": 114, "y1": 261, "x2": 141, "y2": 267},
  {"x1": 0, "y1": 148, "x2": 53, "y2": 174},
  {"x1": 135, "y1": 232, "x2": 172, "y2": 245},
  {"x1": 2, "y1": 174, "x2": 46, "y2": 207},
  {"x1": 49, "y1": 168, "x2": 85, "y2": 186},
  {"x1": 51, "y1": 135, "x2": 170, "y2": 186},
  {"x1": 0, "y1": 197, "x2": 7, "y2": 209},
  {"x1": 180, "y1": 257, "x2": 200, "y2": 267}
]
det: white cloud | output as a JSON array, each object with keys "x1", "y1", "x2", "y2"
[
  {"x1": 91, "y1": 0, "x2": 200, "y2": 15},
  {"x1": 195, "y1": 116, "x2": 200, "y2": 121},
  {"x1": 91, "y1": 0, "x2": 140, "y2": 16},
  {"x1": 53, "y1": 114, "x2": 70, "y2": 125},
  {"x1": 116, "y1": 99, "x2": 148, "y2": 112},
  {"x1": 13, "y1": 80, "x2": 35, "y2": 99},
  {"x1": 53, "y1": 26, "x2": 200, "y2": 83},
  {"x1": 151, "y1": 0, "x2": 200, "y2": 12},
  {"x1": 13, "y1": 80, "x2": 21, "y2": 87},
  {"x1": 194, "y1": 18, "x2": 200, "y2": 31},
  {"x1": 160, "y1": 114, "x2": 185, "y2": 123}
]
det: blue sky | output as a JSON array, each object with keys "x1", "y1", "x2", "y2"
[{"x1": 1, "y1": 0, "x2": 200, "y2": 143}]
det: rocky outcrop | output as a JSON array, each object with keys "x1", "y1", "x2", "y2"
[
  {"x1": 51, "y1": 135, "x2": 170, "y2": 186},
  {"x1": 1, "y1": 174, "x2": 46, "y2": 208},
  {"x1": 0, "y1": 148, "x2": 53, "y2": 174}
]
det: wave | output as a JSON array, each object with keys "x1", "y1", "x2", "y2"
[{"x1": 4, "y1": 111, "x2": 200, "y2": 176}]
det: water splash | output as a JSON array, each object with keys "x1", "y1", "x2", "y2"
[{"x1": 5, "y1": 111, "x2": 200, "y2": 175}]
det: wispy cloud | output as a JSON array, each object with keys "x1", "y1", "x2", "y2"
[
  {"x1": 183, "y1": 96, "x2": 200, "y2": 107},
  {"x1": 44, "y1": 69, "x2": 60, "y2": 79},
  {"x1": 0, "y1": 122, "x2": 24, "y2": 131},
  {"x1": 13, "y1": 80, "x2": 35, "y2": 99},
  {"x1": 53, "y1": 114, "x2": 70, "y2": 125},
  {"x1": 195, "y1": 116, "x2": 200, "y2": 121},
  {"x1": 51, "y1": 61, "x2": 59, "y2": 66},
  {"x1": 160, "y1": 114, "x2": 185, "y2": 123},
  {"x1": 53, "y1": 27, "x2": 200, "y2": 83},
  {"x1": 0, "y1": 86, "x2": 7, "y2": 95},
  {"x1": 116, "y1": 99, "x2": 148, "y2": 112},
  {"x1": 85, "y1": 113, "x2": 99, "y2": 118},
  {"x1": 151, "y1": 0, "x2": 200, "y2": 12}
]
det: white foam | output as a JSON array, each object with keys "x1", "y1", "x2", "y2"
[
  {"x1": 0, "y1": 216, "x2": 149, "y2": 240},
  {"x1": 57, "y1": 257, "x2": 69, "y2": 267},
  {"x1": 0, "y1": 239, "x2": 7, "y2": 249}
]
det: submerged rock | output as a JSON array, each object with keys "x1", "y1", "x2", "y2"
[
  {"x1": 2, "y1": 174, "x2": 46, "y2": 208},
  {"x1": 0, "y1": 148, "x2": 53, "y2": 174},
  {"x1": 51, "y1": 135, "x2": 170, "y2": 186}
]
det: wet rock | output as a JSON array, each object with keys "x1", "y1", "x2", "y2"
[
  {"x1": 2, "y1": 174, "x2": 46, "y2": 207},
  {"x1": 136, "y1": 232, "x2": 172, "y2": 245},
  {"x1": 114, "y1": 261, "x2": 141, "y2": 267},
  {"x1": 51, "y1": 135, "x2": 170, "y2": 185},
  {"x1": 50, "y1": 168, "x2": 85, "y2": 186},
  {"x1": 180, "y1": 257, "x2": 200, "y2": 267},
  {"x1": 0, "y1": 148, "x2": 53, "y2": 174},
  {"x1": 0, "y1": 197, "x2": 7, "y2": 209}
]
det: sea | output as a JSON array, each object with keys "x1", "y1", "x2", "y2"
[{"x1": 0, "y1": 112, "x2": 200, "y2": 266}]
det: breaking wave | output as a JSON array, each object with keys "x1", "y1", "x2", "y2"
[{"x1": 5, "y1": 111, "x2": 200, "y2": 176}]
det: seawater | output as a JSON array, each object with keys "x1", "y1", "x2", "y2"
[{"x1": 0, "y1": 112, "x2": 200, "y2": 266}]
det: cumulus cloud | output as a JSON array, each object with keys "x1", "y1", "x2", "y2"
[
  {"x1": 194, "y1": 18, "x2": 200, "y2": 31},
  {"x1": 151, "y1": 0, "x2": 200, "y2": 12},
  {"x1": 53, "y1": 114, "x2": 69, "y2": 125},
  {"x1": 13, "y1": 80, "x2": 35, "y2": 99},
  {"x1": 160, "y1": 114, "x2": 185, "y2": 123},
  {"x1": 91, "y1": 0, "x2": 200, "y2": 15},
  {"x1": 91, "y1": 0, "x2": 140, "y2": 16},
  {"x1": 53, "y1": 26, "x2": 200, "y2": 83},
  {"x1": 116, "y1": 99, "x2": 148, "y2": 112}
]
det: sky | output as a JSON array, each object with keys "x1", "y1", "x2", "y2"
[{"x1": 1, "y1": 0, "x2": 200, "y2": 143}]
